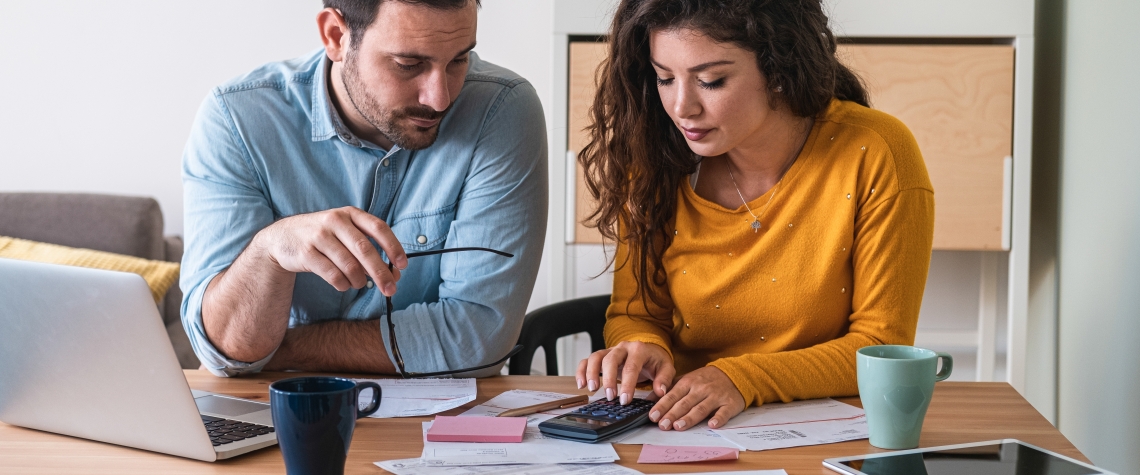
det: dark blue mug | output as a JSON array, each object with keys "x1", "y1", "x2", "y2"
[{"x1": 269, "y1": 377, "x2": 381, "y2": 475}]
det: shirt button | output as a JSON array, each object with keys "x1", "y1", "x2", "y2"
[
  {"x1": 382, "y1": 158, "x2": 391, "y2": 167},
  {"x1": 366, "y1": 281, "x2": 374, "y2": 289},
  {"x1": 416, "y1": 235, "x2": 427, "y2": 244}
]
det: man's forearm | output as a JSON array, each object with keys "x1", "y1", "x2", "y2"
[
  {"x1": 263, "y1": 319, "x2": 397, "y2": 374},
  {"x1": 202, "y1": 236, "x2": 296, "y2": 363}
]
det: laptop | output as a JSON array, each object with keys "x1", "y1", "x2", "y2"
[{"x1": 0, "y1": 258, "x2": 277, "y2": 462}]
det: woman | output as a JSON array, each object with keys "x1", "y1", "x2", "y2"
[{"x1": 575, "y1": 0, "x2": 935, "y2": 432}]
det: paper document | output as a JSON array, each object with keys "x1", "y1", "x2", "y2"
[
  {"x1": 712, "y1": 398, "x2": 868, "y2": 451},
  {"x1": 677, "y1": 471, "x2": 787, "y2": 475},
  {"x1": 609, "y1": 419, "x2": 743, "y2": 448},
  {"x1": 420, "y1": 422, "x2": 619, "y2": 465},
  {"x1": 376, "y1": 458, "x2": 643, "y2": 475},
  {"x1": 636, "y1": 444, "x2": 739, "y2": 463},
  {"x1": 354, "y1": 378, "x2": 477, "y2": 418},
  {"x1": 459, "y1": 390, "x2": 585, "y2": 425}
]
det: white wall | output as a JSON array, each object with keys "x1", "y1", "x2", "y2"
[
  {"x1": 0, "y1": 0, "x2": 559, "y2": 313},
  {"x1": 1056, "y1": 1, "x2": 1140, "y2": 472},
  {"x1": 471, "y1": 0, "x2": 556, "y2": 313},
  {"x1": 0, "y1": 1, "x2": 320, "y2": 236}
]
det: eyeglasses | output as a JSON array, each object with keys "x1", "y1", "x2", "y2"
[{"x1": 384, "y1": 247, "x2": 523, "y2": 378}]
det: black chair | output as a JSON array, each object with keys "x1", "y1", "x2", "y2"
[{"x1": 509, "y1": 294, "x2": 611, "y2": 376}]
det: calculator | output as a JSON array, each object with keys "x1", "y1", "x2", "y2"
[{"x1": 537, "y1": 398, "x2": 654, "y2": 443}]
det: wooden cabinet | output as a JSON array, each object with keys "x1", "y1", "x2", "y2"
[
  {"x1": 838, "y1": 44, "x2": 1015, "y2": 250},
  {"x1": 568, "y1": 41, "x2": 607, "y2": 244}
]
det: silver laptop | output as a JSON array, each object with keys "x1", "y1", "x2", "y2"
[{"x1": 0, "y1": 258, "x2": 277, "y2": 462}]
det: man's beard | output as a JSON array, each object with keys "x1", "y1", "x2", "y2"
[{"x1": 342, "y1": 49, "x2": 448, "y2": 151}]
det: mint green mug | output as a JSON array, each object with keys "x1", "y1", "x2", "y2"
[{"x1": 856, "y1": 345, "x2": 953, "y2": 449}]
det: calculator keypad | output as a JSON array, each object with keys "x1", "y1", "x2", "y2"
[{"x1": 572, "y1": 398, "x2": 653, "y2": 422}]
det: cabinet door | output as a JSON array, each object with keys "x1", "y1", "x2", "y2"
[
  {"x1": 569, "y1": 41, "x2": 608, "y2": 244},
  {"x1": 838, "y1": 44, "x2": 1015, "y2": 250}
]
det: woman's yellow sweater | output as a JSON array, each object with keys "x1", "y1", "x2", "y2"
[{"x1": 604, "y1": 99, "x2": 935, "y2": 406}]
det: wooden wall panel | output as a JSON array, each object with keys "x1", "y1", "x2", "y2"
[
  {"x1": 838, "y1": 44, "x2": 1015, "y2": 250},
  {"x1": 568, "y1": 41, "x2": 607, "y2": 244}
]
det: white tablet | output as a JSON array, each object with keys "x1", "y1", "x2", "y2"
[{"x1": 824, "y1": 439, "x2": 1116, "y2": 475}]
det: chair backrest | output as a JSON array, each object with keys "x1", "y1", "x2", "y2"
[{"x1": 509, "y1": 294, "x2": 611, "y2": 376}]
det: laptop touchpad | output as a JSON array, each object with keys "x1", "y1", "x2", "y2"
[{"x1": 194, "y1": 395, "x2": 268, "y2": 417}]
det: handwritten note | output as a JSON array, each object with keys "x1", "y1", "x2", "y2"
[{"x1": 636, "y1": 444, "x2": 739, "y2": 463}]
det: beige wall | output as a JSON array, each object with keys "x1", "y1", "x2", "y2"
[{"x1": 1055, "y1": 0, "x2": 1140, "y2": 472}]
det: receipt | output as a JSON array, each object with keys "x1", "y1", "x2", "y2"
[
  {"x1": 354, "y1": 378, "x2": 477, "y2": 418},
  {"x1": 712, "y1": 398, "x2": 868, "y2": 451}
]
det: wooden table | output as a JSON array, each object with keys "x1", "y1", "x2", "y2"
[{"x1": 0, "y1": 370, "x2": 1085, "y2": 474}]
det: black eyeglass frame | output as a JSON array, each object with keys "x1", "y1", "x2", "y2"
[{"x1": 383, "y1": 247, "x2": 523, "y2": 378}]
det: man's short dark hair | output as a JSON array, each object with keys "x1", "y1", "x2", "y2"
[{"x1": 325, "y1": 0, "x2": 480, "y2": 48}]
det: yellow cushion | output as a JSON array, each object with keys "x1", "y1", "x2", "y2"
[{"x1": 0, "y1": 236, "x2": 180, "y2": 302}]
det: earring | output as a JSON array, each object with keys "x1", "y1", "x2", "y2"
[{"x1": 774, "y1": 85, "x2": 783, "y2": 93}]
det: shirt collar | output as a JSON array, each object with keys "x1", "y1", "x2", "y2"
[{"x1": 311, "y1": 54, "x2": 395, "y2": 153}]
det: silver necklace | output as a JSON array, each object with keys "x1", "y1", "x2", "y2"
[
  {"x1": 725, "y1": 119, "x2": 813, "y2": 233},
  {"x1": 727, "y1": 164, "x2": 777, "y2": 233}
]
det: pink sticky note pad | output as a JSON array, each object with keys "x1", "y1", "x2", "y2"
[
  {"x1": 425, "y1": 416, "x2": 527, "y2": 443},
  {"x1": 637, "y1": 444, "x2": 740, "y2": 463}
]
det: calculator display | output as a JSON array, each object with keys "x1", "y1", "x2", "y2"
[{"x1": 555, "y1": 416, "x2": 615, "y2": 427}]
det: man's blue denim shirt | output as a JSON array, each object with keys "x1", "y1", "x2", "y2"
[{"x1": 180, "y1": 49, "x2": 548, "y2": 377}]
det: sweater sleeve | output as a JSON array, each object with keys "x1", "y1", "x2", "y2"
[
  {"x1": 708, "y1": 186, "x2": 934, "y2": 406},
  {"x1": 603, "y1": 237, "x2": 677, "y2": 358}
]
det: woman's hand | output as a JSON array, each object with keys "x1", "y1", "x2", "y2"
[
  {"x1": 649, "y1": 366, "x2": 746, "y2": 431},
  {"x1": 576, "y1": 341, "x2": 675, "y2": 404}
]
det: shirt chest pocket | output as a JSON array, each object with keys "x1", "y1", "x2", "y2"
[{"x1": 389, "y1": 203, "x2": 456, "y2": 252}]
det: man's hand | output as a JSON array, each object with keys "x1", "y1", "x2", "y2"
[
  {"x1": 255, "y1": 206, "x2": 408, "y2": 296},
  {"x1": 648, "y1": 366, "x2": 746, "y2": 431},
  {"x1": 576, "y1": 341, "x2": 675, "y2": 404},
  {"x1": 202, "y1": 206, "x2": 408, "y2": 364}
]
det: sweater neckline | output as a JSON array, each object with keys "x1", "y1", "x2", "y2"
[{"x1": 682, "y1": 113, "x2": 825, "y2": 215}]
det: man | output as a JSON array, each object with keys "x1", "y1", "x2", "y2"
[{"x1": 180, "y1": 0, "x2": 547, "y2": 377}]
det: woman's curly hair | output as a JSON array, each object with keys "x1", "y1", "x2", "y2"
[{"x1": 579, "y1": 0, "x2": 868, "y2": 311}]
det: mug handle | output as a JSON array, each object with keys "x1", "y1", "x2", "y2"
[
  {"x1": 355, "y1": 381, "x2": 382, "y2": 419},
  {"x1": 934, "y1": 352, "x2": 954, "y2": 382}
]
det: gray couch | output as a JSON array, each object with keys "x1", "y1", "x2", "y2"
[{"x1": 0, "y1": 192, "x2": 199, "y2": 369}]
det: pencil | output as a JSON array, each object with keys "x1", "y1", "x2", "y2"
[{"x1": 496, "y1": 394, "x2": 589, "y2": 417}]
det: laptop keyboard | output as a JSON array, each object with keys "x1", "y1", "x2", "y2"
[{"x1": 201, "y1": 415, "x2": 275, "y2": 447}]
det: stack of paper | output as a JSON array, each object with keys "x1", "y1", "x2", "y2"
[
  {"x1": 713, "y1": 398, "x2": 868, "y2": 451},
  {"x1": 420, "y1": 421, "x2": 620, "y2": 465},
  {"x1": 375, "y1": 458, "x2": 788, "y2": 475},
  {"x1": 353, "y1": 378, "x2": 477, "y2": 418},
  {"x1": 376, "y1": 458, "x2": 642, "y2": 475}
]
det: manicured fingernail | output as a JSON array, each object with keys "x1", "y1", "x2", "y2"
[
  {"x1": 674, "y1": 420, "x2": 687, "y2": 430},
  {"x1": 659, "y1": 385, "x2": 667, "y2": 394},
  {"x1": 605, "y1": 388, "x2": 614, "y2": 401},
  {"x1": 660, "y1": 419, "x2": 671, "y2": 430},
  {"x1": 588, "y1": 380, "x2": 597, "y2": 391},
  {"x1": 576, "y1": 379, "x2": 584, "y2": 389},
  {"x1": 709, "y1": 418, "x2": 719, "y2": 428},
  {"x1": 649, "y1": 410, "x2": 660, "y2": 422},
  {"x1": 620, "y1": 393, "x2": 629, "y2": 405}
]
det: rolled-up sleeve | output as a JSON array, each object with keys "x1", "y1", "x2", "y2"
[
  {"x1": 382, "y1": 81, "x2": 548, "y2": 377},
  {"x1": 180, "y1": 91, "x2": 277, "y2": 377}
]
